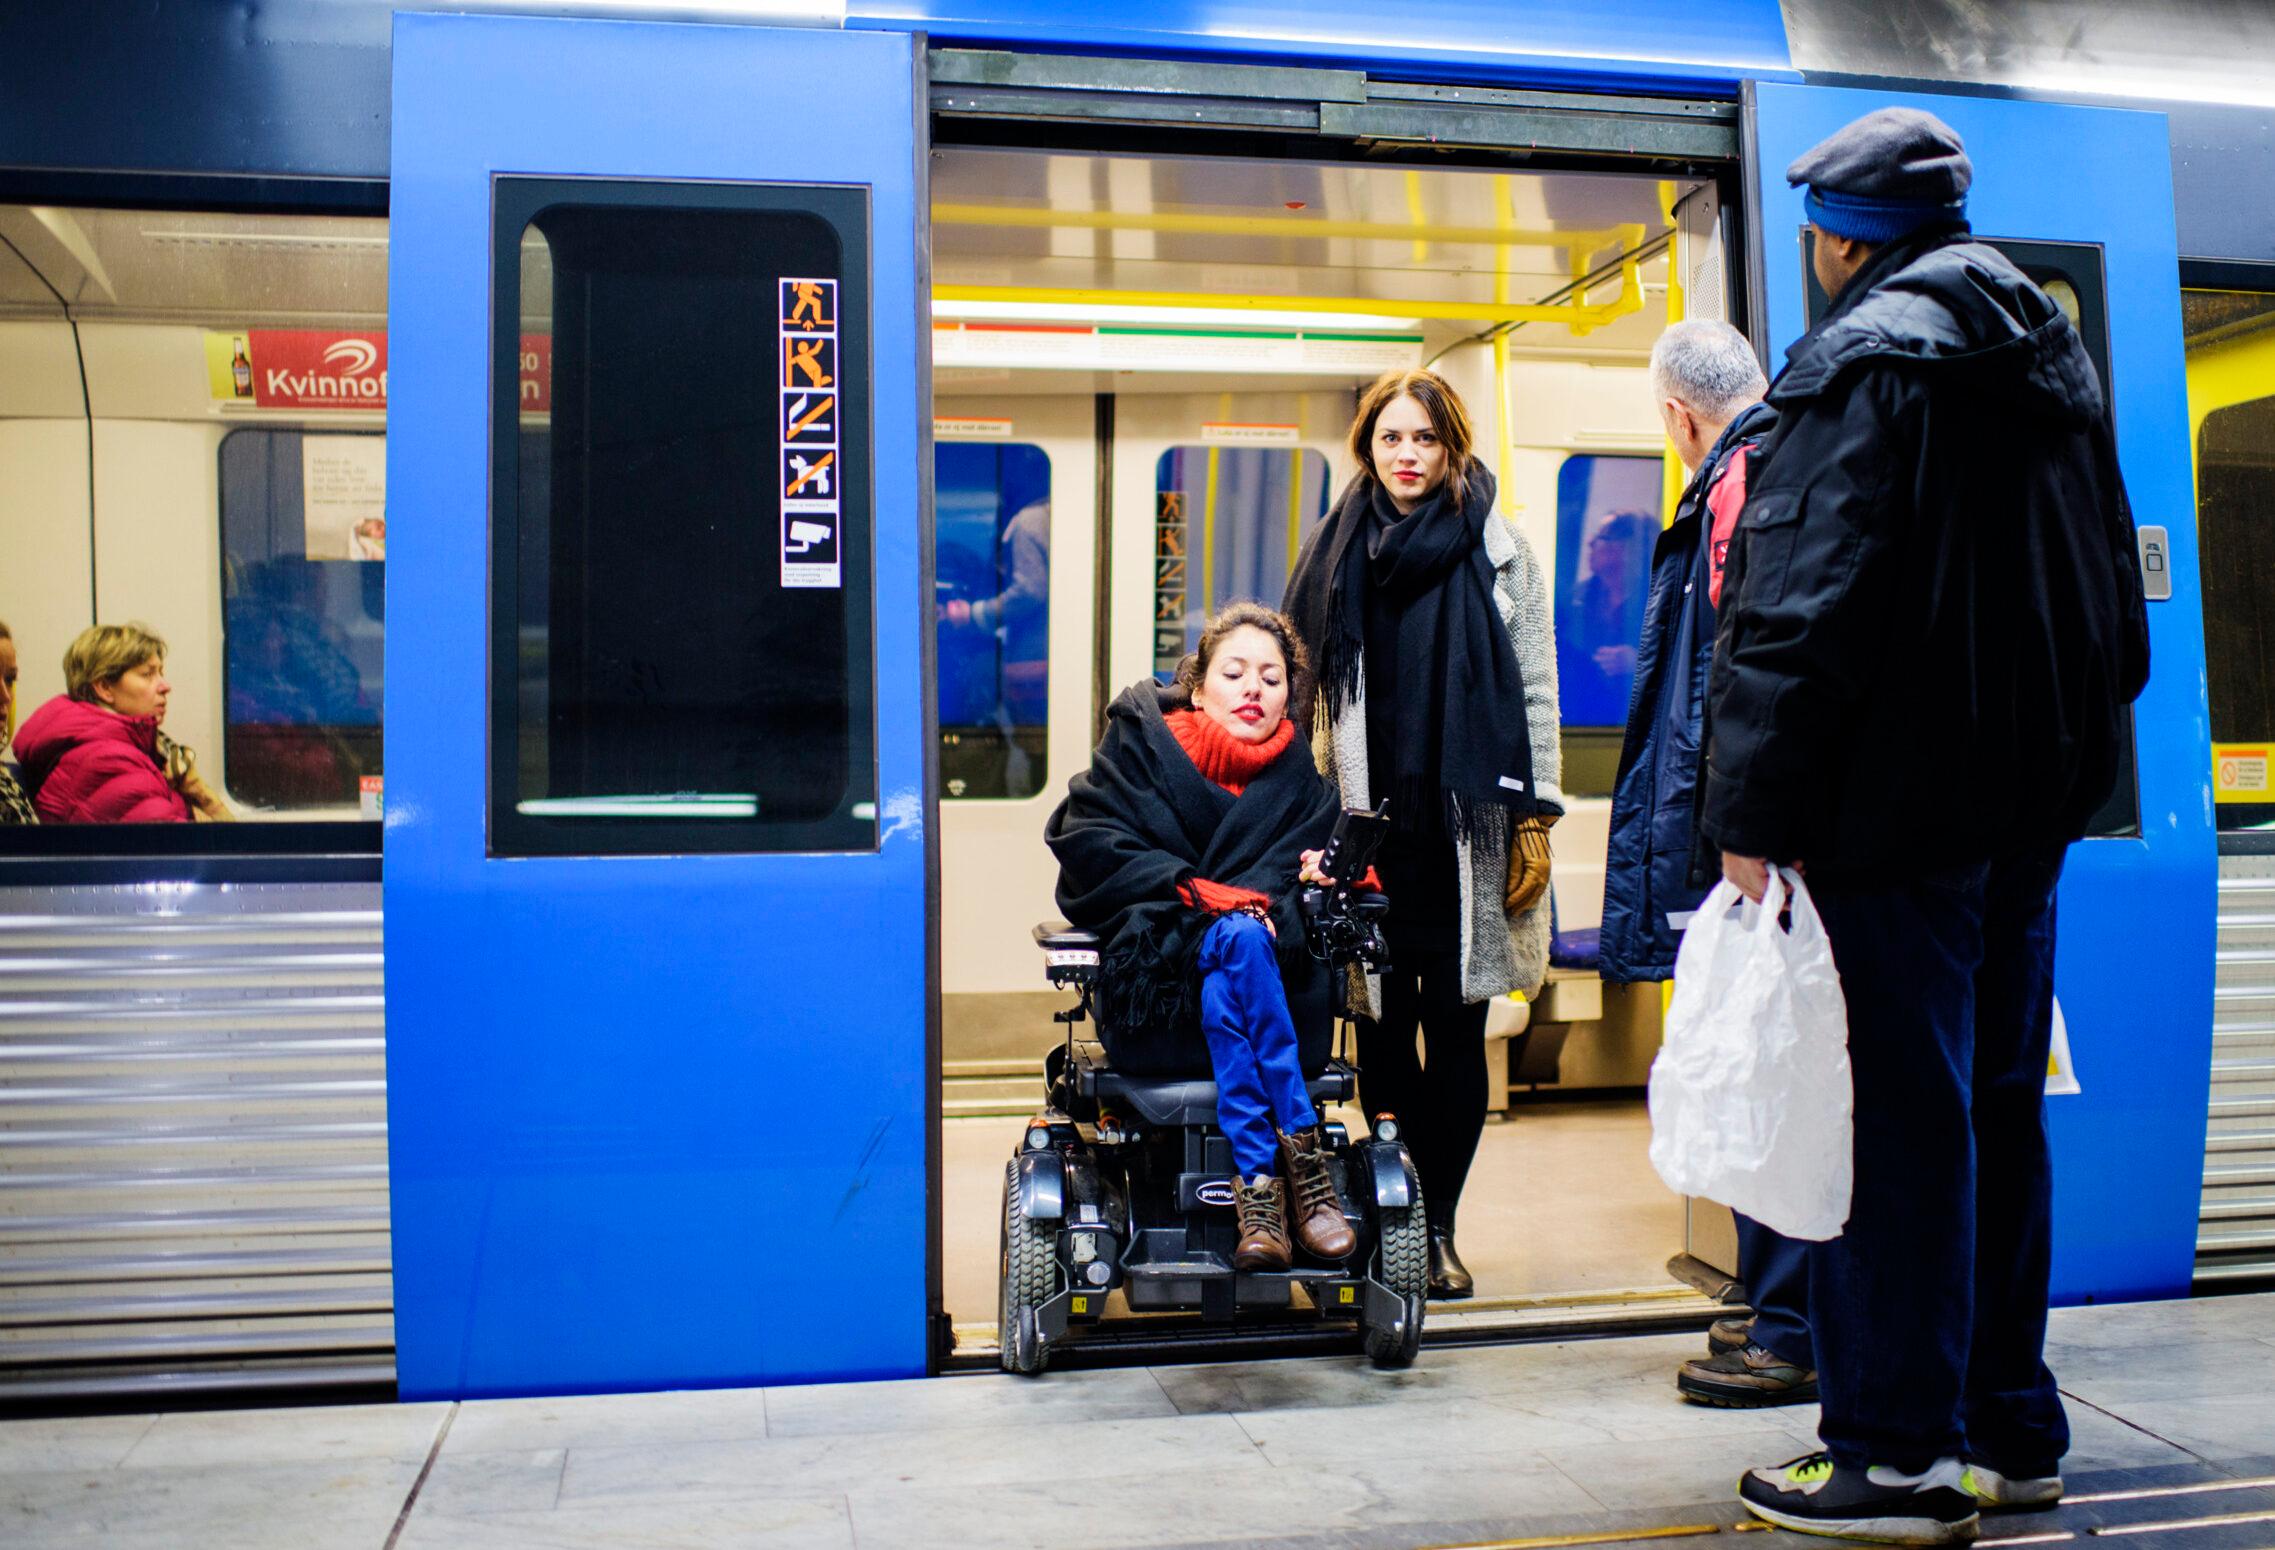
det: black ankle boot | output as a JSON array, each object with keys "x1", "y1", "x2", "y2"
[{"x1": 1428, "y1": 1224, "x2": 1474, "y2": 1299}]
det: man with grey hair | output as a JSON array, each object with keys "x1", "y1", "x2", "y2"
[{"x1": 1603, "y1": 321, "x2": 1803, "y2": 1404}]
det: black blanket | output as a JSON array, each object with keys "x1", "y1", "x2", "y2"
[{"x1": 1045, "y1": 681, "x2": 1341, "y2": 1075}]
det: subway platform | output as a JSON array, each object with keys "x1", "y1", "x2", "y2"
[{"x1": 4, "y1": 1291, "x2": 2272, "y2": 1550}]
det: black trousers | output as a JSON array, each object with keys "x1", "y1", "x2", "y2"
[
  {"x1": 1357, "y1": 929, "x2": 1489, "y2": 1232},
  {"x1": 1806, "y1": 844, "x2": 2070, "y2": 1475}
]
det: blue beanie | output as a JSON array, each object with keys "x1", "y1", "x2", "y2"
[
  {"x1": 1804, "y1": 187, "x2": 1968, "y2": 243},
  {"x1": 1790, "y1": 108, "x2": 1973, "y2": 243}
]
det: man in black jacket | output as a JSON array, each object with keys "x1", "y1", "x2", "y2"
[{"x1": 1708, "y1": 109, "x2": 2149, "y2": 1545}]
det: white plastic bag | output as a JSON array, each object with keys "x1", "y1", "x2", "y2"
[{"x1": 1647, "y1": 866, "x2": 1854, "y2": 1241}]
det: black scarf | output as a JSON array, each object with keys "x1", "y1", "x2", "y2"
[
  {"x1": 1045, "y1": 682, "x2": 1338, "y2": 1074},
  {"x1": 1283, "y1": 463, "x2": 1537, "y2": 834}
]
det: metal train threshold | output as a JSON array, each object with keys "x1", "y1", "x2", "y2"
[{"x1": 943, "y1": 1282, "x2": 1734, "y2": 1374}]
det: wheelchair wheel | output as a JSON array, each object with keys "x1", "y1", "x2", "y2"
[
  {"x1": 1364, "y1": 1182, "x2": 1428, "y2": 1368},
  {"x1": 999, "y1": 1160, "x2": 1057, "y2": 1376}
]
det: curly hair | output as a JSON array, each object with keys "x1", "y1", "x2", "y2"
[{"x1": 1168, "y1": 601, "x2": 1313, "y2": 721}]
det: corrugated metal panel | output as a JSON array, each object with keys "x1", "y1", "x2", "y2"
[
  {"x1": 0, "y1": 882, "x2": 392, "y2": 1399},
  {"x1": 2200, "y1": 855, "x2": 2275, "y2": 1284}
]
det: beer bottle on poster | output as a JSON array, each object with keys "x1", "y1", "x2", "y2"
[{"x1": 231, "y1": 337, "x2": 253, "y2": 398}]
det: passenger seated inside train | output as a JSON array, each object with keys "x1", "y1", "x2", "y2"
[
  {"x1": 12, "y1": 623, "x2": 232, "y2": 824},
  {"x1": 0, "y1": 618, "x2": 32, "y2": 825},
  {"x1": 1045, "y1": 601, "x2": 1373, "y2": 1271}
]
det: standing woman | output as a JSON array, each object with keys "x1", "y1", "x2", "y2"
[{"x1": 1283, "y1": 368, "x2": 1562, "y2": 1297}]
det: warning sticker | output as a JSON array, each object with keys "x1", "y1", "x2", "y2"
[
  {"x1": 779, "y1": 278, "x2": 842, "y2": 589},
  {"x1": 2215, "y1": 743, "x2": 2271, "y2": 804}
]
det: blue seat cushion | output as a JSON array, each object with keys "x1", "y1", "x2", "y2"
[{"x1": 1550, "y1": 926, "x2": 1601, "y2": 972}]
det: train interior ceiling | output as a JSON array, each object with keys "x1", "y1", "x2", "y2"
[{"x1": 0, "y1": 148, "x2": 1713, "y2": 1339}]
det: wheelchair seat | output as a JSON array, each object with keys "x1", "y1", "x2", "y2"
[{"x1": 1081, "y1": 1055, "x2": 1355, "y2": 1129}]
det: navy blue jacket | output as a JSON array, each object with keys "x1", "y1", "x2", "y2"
[{"x1": 1598, "y1": 401, "x2": 1775, "y2": 983}]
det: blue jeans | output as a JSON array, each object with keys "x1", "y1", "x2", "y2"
[
  {"x1": 1806, "y1": 846, "x2": 2070, "y2": 1475},
  {"x1": 1196, "y1": 914, "x2": 1318, "y2": 1178},
  {"x1": 1735, "y1": 1212, "x2": 1813, "y2": 1369}
]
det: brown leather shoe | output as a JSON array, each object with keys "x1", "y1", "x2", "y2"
[
  {"x1": 1277, "y1": 1127, "x2": 1356, "y2": 1261},
  {"x1": 1676, "y1": 1344, "x2": 1819, "y2": 1408},
  {"x1": 1233, "y1": 1174, "x2": 1292, "y2": 1271}
]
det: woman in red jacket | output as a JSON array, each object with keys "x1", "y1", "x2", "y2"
[{"x1": 14, "y1": 623, "x2": 193, "y2": 824}]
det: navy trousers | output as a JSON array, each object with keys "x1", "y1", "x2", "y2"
[
  {"x1": 1196, "y1": 914, "x2": 1318, "y2": 1178},
  {"x1": 1805, "y1": 846, "x2": 2070, "y2": 1475},
  {"x1": 1735, "y1": 1212, "x2": 1814, "y2": 1369}
]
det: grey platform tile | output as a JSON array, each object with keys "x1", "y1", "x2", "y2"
[
  {"x1": 2083, "y1": 1390, "x2": 2275, "y2": 1462},
  {"x1": 0, "y1": 1456, "x2": 421, "y2": 1550},
  {"x1": 2044, "y1": 1335, "x2": 2275, "y2": 1407},
  {"x1": 761, "y1": 1366, "x2": 1176, "y2": 1438},
  {"x1": 843, "y1": 1453, "x2": 1603, "y2": 1550},
  {"x1": 1540, "y1": 1425, "x2": 1822, "y2": 1512},
  {"x1": 2057, "y1": 1397, "x2": 2204, "y2": 1472},
  {"x1": 2046, "y1": 1291, "x2": 2275, "y2": 1352},
  {"x1": 121, "y1": 1400, "x2": 450, "y2": 1469},
  {"x1": 559, "y1": 1411, "x2": 1260, "y2": 1505},
  {"x1": 1150, "y1": 1351, "x2": 1457, "y2": 1416},
  {"x1": 445, "y1": 1386, "x2": 770, "y2": 1455},
  {"x1": 395, "y1": 1492, "x2": 854, "y2": 1550},
  {"x1": 417, "y1": 1447, "x2": 568, "y2": 1516},
  {"x1": 0, "y1": 1413, "x2": 156, "y2": 1473}
]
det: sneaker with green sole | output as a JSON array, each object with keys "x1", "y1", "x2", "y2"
[
  {"x1": 1739, "y1": 1451, "x2": 1980, "y2": 1545},
  {"x1": 1963, "y1": 1463, "x2": 2063, "y2": 1510}
]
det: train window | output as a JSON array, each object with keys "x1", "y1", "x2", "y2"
[
  {"x1": 1150, "y1": 446, "x2": 1331, "y2": 677},
  {"x1": 937, "y1": 443, "x2": 1051, "y2": 801},
  {"x1": 218, "y1": 429, "x2": 385, "y2": 814},
  {"x1": 1553, "y1": 452, "x2": 1659, "y2": 723},
  {"x1": 2189, "y1": 288, "x2": 2275, "y2": 829},
  {"x1": 490, "y1": 180, "x2": 877, "y2": 858}
]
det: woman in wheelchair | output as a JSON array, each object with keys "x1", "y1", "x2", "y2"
[{"x1": 1046, "y1": 602, "x2": 1364, "y2": 1272}]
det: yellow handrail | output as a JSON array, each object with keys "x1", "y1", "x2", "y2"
[
  {"x1": 934, "y1": 280, "x2": 1643, "y2": 332},
  {"x1": 932, "y1": 202, "x2": 1624, "y2": 254}
]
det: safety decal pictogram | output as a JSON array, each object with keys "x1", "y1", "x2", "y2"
[{"x1": 778, "y1": 278, "x2": 842, "y2": 589}]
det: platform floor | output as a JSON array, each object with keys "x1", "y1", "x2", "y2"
[
  {"x1": 6, "y1": 1292, "x2": 2274, "y2": 1549},
  {"x1": 944, "y1": 1098, "x2": 1685, "y2": 1329}
]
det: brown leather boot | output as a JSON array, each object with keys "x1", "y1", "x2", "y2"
[
  {"x1": 1278, "y1": 1127, "x2": 1356, "y2": 1261},
  {"x1": 1232, "y1": 1174, "x2": 1292, "y2": 1271}
]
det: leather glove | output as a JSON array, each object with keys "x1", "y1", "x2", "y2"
[{"x1": 1505, "y1": 813, "x2": 1554, "y2": 915}]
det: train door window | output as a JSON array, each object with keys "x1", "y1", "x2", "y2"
[
  {"x1": 1553, "y1": 453, "x2": 1659, "y2": 794},
  {"x1": 490, "y1": 180, "x2": 876, "y2": 857},
  {"x1": 937, "y1": 443, "x2": 1051, "y2": 800},
  {"x1": 2189, "y1": 288, "x2": 2275, "y2": 829},
  {"x1": 1150, "y1": 446, "x2": 1330, "y2": 676},
  {"x1": 218, "y1": 429, "x2": 385, "y2": 812}
]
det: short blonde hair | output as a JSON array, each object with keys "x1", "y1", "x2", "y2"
[{"x1": 64, "y1": 623, "x2": 167, "y2": 702}]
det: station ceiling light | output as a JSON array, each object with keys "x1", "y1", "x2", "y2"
[{"x1": 932, "y1": 298, "x2": 1422, "y2": 331}]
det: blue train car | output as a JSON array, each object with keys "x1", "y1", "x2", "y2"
[{"x1": 0, "y1": 1, "x2": 2266, "y2": 1404}]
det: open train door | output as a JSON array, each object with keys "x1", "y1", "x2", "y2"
[
  {"x1": 384, "y1": 15, "x2": 933, "y2": 1396},
  {"x1": 1746, "y1": 84, "x2": 2215, "y2": 1301}
]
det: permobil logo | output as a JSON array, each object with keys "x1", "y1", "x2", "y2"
[
  {"x1": 1195, "y1": 1179, "x2": 1238, "y2": 1208},
  {"x1": 248, "y1": 330, "x2": 390, "y2": 410}
]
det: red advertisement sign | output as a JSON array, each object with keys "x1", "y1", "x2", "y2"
[
  {"x1": 517, "y1": 333, "x2": 551, "y2": 414},
  {"x1": 221, "y1": 330, "x2": 552, "y2": 412},
  {"x1": 246, "y1": 330, "x2": 390, "y2": 410}
]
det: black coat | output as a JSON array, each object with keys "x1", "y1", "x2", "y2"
[
  {"x1": 1045, "y1": 682, "x2": 1341, "y2": 1076},
  {"x1": 1601, "y1": 401, "x2": 1775, "y2": 982},
  {"x1": 1702, "y1": 229, "x2": 2150, "y2": 877}
]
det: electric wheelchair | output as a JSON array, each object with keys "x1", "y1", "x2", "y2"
[{"x1": 999, "y1": 806, "x2": 1430, "y2": 1375}]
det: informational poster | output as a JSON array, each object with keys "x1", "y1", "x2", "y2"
[
  {"x1": 779, "y1": 277, "x2": 842, "y2": 589},
  {"x1": 2215, "y1": 742, "x2": 2271, "y2": 804},
  {"x1": 301, "y1": 435, "x2": 388, "y2": 561}
]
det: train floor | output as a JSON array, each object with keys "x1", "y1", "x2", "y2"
[
  {"x1": 5, "y1": 1292, "x2": 2273, "y2": 1549},
  {"x1": 944, "y1": 1096, "x2": 1685, "y2": 1336}
]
